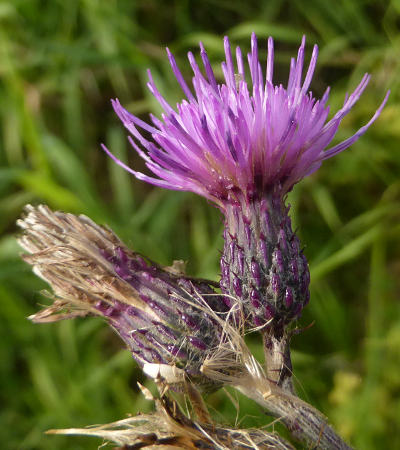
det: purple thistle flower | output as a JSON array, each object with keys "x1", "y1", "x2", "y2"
[
  {"x1": 104, "y1": 33, "x2": 388, "y2": 341},
  {"x1": 103, "y1": 33, "x2": 388, "y2": 208}
]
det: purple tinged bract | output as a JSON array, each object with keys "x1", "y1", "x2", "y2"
[
  {"x1": 103, "y1": 33, "x2": 388, "y2": 208},
  {"x1": 18, "y1": 205, "x2": 227, "y2": 392}
]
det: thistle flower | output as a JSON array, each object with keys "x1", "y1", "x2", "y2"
[
  {"x1": 104, "y1": 33, "x2": 387, "y2": 205},
  {"x1": 18, "y1": 205, "x2": 227, "y2": 391},
  {"x1": 103, "y1": 33, "x2": 388, "y2": 370}
]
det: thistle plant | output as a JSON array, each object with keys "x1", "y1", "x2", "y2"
[
  {"x1": 19, "y1": 33, "x2": 388, "y2": 449},
  {"x1": 103, "y1": 33, "x2": 388, "y2": 391}
]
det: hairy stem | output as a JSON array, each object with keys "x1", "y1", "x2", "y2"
[
  {"x1": 263, "y1": 330, "x2": 294, "y2": 393},
  {"x1": 236, "y1": 383, "x2": 352, "y2": 450}
]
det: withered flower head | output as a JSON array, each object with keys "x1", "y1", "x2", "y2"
[
  {"x1": 18, "y1": 204, "x2": 227, "y2": 391},
  {"x1": 47, "y1": 391, "x2": 295, "y2": 449}
]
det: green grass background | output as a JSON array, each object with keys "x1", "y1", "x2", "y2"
[{"x1": 0, "y1": 0, "x2": 399, "y2": 448}]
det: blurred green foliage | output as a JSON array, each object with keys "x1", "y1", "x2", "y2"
[{"x1": 0, "y1": 0, "x2": 399, "y2": 448}]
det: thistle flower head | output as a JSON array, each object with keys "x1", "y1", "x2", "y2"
[
  {"x1": 18, "y1": 205, "x2": 226, "y2": 391},
  {"x1": 104, "y1": 33, "x2": 388, "y2": 209}
]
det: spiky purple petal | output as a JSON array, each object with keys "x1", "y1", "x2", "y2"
[{"x1": 106, "y1": 34, "x2": 388, "y2": 208}]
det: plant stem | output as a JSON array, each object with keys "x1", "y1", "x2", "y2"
[
  {"x1": 263, "y1": 330, "x2": 294, "y2": 393},
  {"x1": 236, "y1": 383, "x2": 352, "y2": 450}
]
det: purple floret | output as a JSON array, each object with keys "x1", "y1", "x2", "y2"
[{"x1": 103, "y1": 33, "x2": 388, "y2": 208}]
